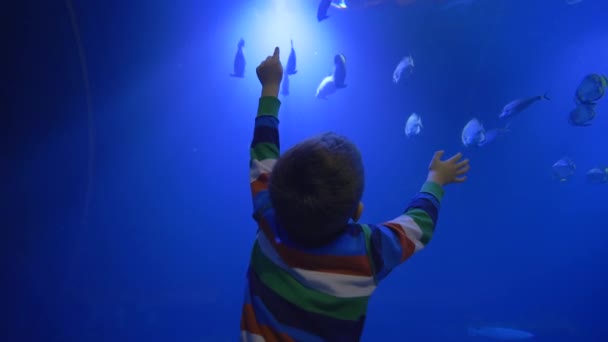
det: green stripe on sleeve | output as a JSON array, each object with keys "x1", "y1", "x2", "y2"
[
  {"x1": 251, "y1": 142, "x2": 279, "y2": 161},
  {"x1": 421, "y1": 181, "x2": 444, "y2": 201},
  {"x1": 404, "y1": 208, "x2": 434, "y2": 245},
  {"x1": 257, "y1": 97, "x2": 281, "y2": 118}
]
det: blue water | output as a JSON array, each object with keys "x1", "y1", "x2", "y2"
[{"x1": 4, "y1": 0, "x2": 607, "y2": 341}]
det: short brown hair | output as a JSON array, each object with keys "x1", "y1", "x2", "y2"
[{"x1": 269, "y1": 132, "x2": 365, "y2": 247}]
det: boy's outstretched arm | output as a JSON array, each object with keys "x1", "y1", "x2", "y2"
[
  {"x1": 250, "y1": 47, "x2": 283, "y2": 222},
  {"x1": 367, "y1": 151, "x2": 470, "y2": 282}
]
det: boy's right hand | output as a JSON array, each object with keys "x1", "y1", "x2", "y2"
[
  {"x1": 256, "y1": 47, "x2": 283, "y2": 97},
  {"x1": 426, "y1": 151, "x2": 470, "y2": 186}
]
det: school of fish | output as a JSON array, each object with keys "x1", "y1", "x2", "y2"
[{"x1": 229, "y1": 0, "x2": 607, "y2": 194}]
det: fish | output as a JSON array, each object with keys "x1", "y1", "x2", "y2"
[
  {"x1": 316, "y1": 75, "x2": 337, "y2": 99},
  {"x1": 566, "y1": 0, "x2": 583, "y2": 4},
  {"x1": 468, "y1": 326, "x2": 534, "y2": 340},
  {"x1": 317, "y1": 0, "x2": 332, "y2": 21},
  {"x1": 315, "y1": 54, "x2": 346, "y2": 99},
  {"x1": 281, "y1": 73, "x2": 290, "y2": 96},
  {"x1": 333, "y1": 54, "x2": 347, "y2": 88},
  {"x1": 568, "y1": 103, "x2": 596, "y2": 126},
  {"x1": 586, "y1": 167, "x2": 608, "y2": 184},
  {"x1": 499, "y1": 93, "x2": 550, "y2": 120},
  {"x1": 230, "y1": 38, "x2": 245, "y2": 78},
  {"x1": 575, "y1": 73, "x2": 607, "y2": 105},
  {"x1": 286, "y1": 40, "x2": 297, "y2": 75},
  {"x1": 552, "y1": 157, "x2": 576, "y2": 182},
  {"x1": 393, "y1": 55, "x2": 414, "y2": 84},
  {"x1": 404, "y1": 113, "x2": 423, "y2": 137},
  {"x1": 461, "y1": 118, "x2": 486, "y2": 147},
  {"x1": 461, "y1": 118, "x2": 508, "y2": 147}
]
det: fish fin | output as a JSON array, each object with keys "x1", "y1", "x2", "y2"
[
  {"x1": 317, "y1": 15, "x2": 330, "y2": 21},
  {"x1": 543, "y1": 92, "x2": 551, "y2": 100},
  {"x1": 336, "y1": 84, "x2": 347, "y2": 89},
  {"x1": 230, "y1": 73, "x2": 244, "y2": 78}
]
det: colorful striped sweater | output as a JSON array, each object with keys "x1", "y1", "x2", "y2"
[{"x1": 242, "y1": 96, "x2": 444, "y2": 342}]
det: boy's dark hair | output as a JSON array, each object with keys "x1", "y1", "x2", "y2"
[{"x1": 269, "y1": 132, "x2": 365, "y2": 247}]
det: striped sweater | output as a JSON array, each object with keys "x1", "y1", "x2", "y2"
[{"x1": 242, "y1": 96, "x2": 444, "y2": 342}]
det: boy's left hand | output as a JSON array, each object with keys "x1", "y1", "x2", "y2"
[{"x1": 256, "y1": 47, "x2": 283, "y2": 97}]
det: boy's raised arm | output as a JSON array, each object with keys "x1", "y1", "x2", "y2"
[
  {"x1": 367, "y1": 151, "x2": 470, "y2": 282},
  {"x1": 250, "y1": 47, "x2": 284, "y2": 222},
  {"x1": 368, "y1": 181, "x2": 443, "y2": 281}
]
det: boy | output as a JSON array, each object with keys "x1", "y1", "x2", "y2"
[{"x1": 241, "y1": 47, "x2": 470, "y2": 342}]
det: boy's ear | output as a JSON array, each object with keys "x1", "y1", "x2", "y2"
[{"x1": 351, "y1": 202, "x2": 364, "y2": 222}]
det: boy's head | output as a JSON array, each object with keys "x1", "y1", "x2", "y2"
[{"x1": 269, "y1": 132, "x2": 365, "y2": 247}]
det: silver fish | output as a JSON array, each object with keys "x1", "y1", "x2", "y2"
[
  {"x1": 461, "y1": 118, "x2": 486, "y2": 147},
  {"x1": 586, "y1": 167, "x2": 608, "y2": 184},
  {"x1": 575, "y1": 73, "x2": 607, "y2": 105},
  {"x1": 316, "y1": 75, "x2": 336, "y2": 99},
  {"x1": 569, "y1": 103, "x2": 596, "y2": 126},
  {"x1": 468, "y1": 326, "x2": 534, "y2": 340},
  {"x1": 499, "y1": 93, "x2": 550, "y2": 119},
  {"x1": 462, "y1": 119, "x2": 508, "y2": 147},
  {"x1": 393, "y1": 55, "x2": 414, "y2": 84},
  {"x1": 230, "y1": 38, "x2": 245, "y2": 78},
  {"x1": 552, "y1": 157, "x2": 576, "y2": 182},
  {"x1": 286, "y1": 40, "x2": 297, "y2": 75},
  {"x1": 404, "y1": 113, "x2": 423, "y2": 137},
  {"x1": 317, "y1": 0, "x2": 331, "y2": 21}
]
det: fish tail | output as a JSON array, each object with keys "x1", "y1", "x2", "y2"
[{"x1": 543, "y1": 92, "x2": 551, "y2": 100}]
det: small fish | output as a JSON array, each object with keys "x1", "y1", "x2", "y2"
[
  {"x1": 468, "y1": 326, "x2": 534, "y2": 340},
  {"x1": 566, "y1": 0, "x2": 583, "y2": 5},
  {"x1": 393, "y1": 55, "x2": 414, "y2": 84},
  {"x1": 499, "y1": 93, "x2": 550, "y2": 120},
  {"x1": 317, "y1": 0, "x2": 331, "y2": 21},
  {"x1": 404, "y1": 113, "x2": 423, "y2": 137},
  {"x1": 286, "y1": 40, "x2": 297, "y2": 75},
  {"x1": 316, "y1": 75, "x2": 337, "y2": 99},
  {"x1": 461, "y1": 118, "x2": 485, "y2": 147},
  {"x1": 281, "y1": 73, "x2": 290, "y2": 96},
  {"x1": 575, "y1": 73, "x2": 607, "y2": 105},
  {"x1": 333, "y1": 54, "x2": 347, "y2": 88},
  {"x1": 552, "y1": 157, "x2": 576, "y2": 182},
  {"x1": 586, "y1": 167, "x2": 608, "y2": 184},
  {"x1": 230, "y1": 38, "x2": 245, "y2": 78},
  {"x1": 568, "y1": 103, "x2": 596, "y2": 126},
  {"x1": 461, "y1": 119, "x2": 508, "y2": 147}
]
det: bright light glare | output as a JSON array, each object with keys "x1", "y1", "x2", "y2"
[
  {"x1": 331, "y1": 0, "x2": 348, "y2": 9},
  {"x1": 219, "y1": 0, "x2": 339, "y2": 83}
]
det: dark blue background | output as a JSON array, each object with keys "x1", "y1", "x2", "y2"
[{"x1": 3, "y1": 0, "x2": 607, "y2": 341}]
